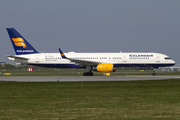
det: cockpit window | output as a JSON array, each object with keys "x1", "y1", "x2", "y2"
[{"x1": 165, "y1": 57, "x2": 171, "y2": 60}]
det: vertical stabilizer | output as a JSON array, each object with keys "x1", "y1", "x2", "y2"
[{"x1": 6, "y1": 28, "x2": 39, "y2": 55}]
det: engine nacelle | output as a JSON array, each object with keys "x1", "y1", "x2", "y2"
[{"x1": 93, "y1": 64, "x2": 116, "y2": 73}]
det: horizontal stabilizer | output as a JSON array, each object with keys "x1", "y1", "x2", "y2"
[{"x1": 6, "y1": 55, "x2": 29, "y2": 60}]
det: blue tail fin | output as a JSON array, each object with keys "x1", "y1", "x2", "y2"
[{"x1": 6, "y1": 28, "x2": 39, "y2": 55}]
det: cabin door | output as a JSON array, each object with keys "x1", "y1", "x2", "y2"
[
  {"x1": 156, "y1": 56, "x2": 160, "y2": 62},
  {"x1": 123, "y1": 55, "x2": 127, "y2": 62},
  {"x1": 36, "y1": 56, "x2": 40, "y2": 63}
]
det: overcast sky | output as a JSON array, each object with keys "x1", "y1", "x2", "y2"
[{"x1": 0, "y1": 0, "x2": 180, "y2": 64}]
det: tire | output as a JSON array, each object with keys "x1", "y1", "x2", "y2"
[
  {"x1": 89, "y1": 72, "x2": 93, "y2": 76},
  {"x1": 83, "y1": 73, "x2": 87, "y2": 76},
  {"x1": 152, "y1": 73, "x2": 156, "y2": 76}
]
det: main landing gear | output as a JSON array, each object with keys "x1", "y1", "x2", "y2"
[
  {"x1": 83, "y1": 66, "x2": 94, "y2": 76},
  {"x1": 83, "y1": 72, "x2": 93, "y2": 76},
  {"x1": 152, "y1": 67, "x2": 158, "y2": 76}
]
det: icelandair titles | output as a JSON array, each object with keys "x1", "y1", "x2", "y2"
[
  {"x1": 129, "y1": 54, "x2": 153, "y2": 57},
  {"x1": 17, "y1": 50, "x2": 33, "y2": 52}
]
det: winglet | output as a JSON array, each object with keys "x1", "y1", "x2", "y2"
[{"x1": 58, "y1": 48, "x2": 67, "y2": 59}]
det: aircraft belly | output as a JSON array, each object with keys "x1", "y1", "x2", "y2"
[
  {"x1": 14, "y1": 58, "x2": 28, "y2": 63},
  {"x1": 29, "y1": 63, "x2": 82, "y2": 68}
]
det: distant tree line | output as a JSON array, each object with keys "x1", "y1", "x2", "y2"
[
  {"x1": 0, "y1": 64, "x2": 30, "y2": 71},
  {"x1": 0, "y1": 64, "x2": 17, "y2": 70}
]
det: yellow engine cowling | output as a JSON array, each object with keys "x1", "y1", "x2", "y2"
[{"x1": 94, "y1": 64, "x2": 116, "y2": 73}]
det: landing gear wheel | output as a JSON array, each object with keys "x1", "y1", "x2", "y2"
[
  {"x1": 152, "y1": 67, "x2": 158, "y2": 76},
  {"x1": 89, "y1": 72, "x2": 93, "y2": 76},
  {"x1": 83, "y1": 73, "x2": 87, "y2": 76},
  {"x1": 84, "y1": 66, "x2": 94, "y2": 76},
  {"x1": 83, "y1": 72, "x2": 93, "y2": 76},
  {"x1": 152, "y1": 73, "x2": 156, "y2": 76}
]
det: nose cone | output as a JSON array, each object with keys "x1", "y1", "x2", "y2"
[{"x1": 172, "y1": 60, "x2": 176, "y2": 65}]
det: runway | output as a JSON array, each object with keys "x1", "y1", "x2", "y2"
[{"x1": 0, "y1": 75, "x2": 180, "y2": 82}]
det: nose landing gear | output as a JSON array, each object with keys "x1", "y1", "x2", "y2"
[{"x1": 152, "y1": 68, "x2": 158, "y2": 76}]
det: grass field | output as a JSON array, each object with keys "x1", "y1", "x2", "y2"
[
  {"x1": 0, "y1": 80, "x2": 180, "y2": 119},
  {"x1": 1, "y1": 68, "x2": 180, "y2": 76}
]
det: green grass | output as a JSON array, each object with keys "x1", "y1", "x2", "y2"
[
  {"x1": 1, "y1": 68, "x2": 180, "y2": 76},
  {"x1": 0, "y1": 80, "x2": 180, "y2": 119}
]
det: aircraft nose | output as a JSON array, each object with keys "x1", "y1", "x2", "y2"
[{"x1": 172, "y1": 60, "x2": 176, "y2": 65}]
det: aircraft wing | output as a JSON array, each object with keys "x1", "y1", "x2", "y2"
[
  {"x1": 58, "y1": 48, "x2": 99, "y2": 66},
  {"x1": 6, "y1": 55, "x2": 29, "y2": 60},
  {"x1": 69, "y1": 59, "x2": 99, "y2": 66}
]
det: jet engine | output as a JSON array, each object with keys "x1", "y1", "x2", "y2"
[{"x1": 93, "y1": 64, "x2": 116, "y2": 73}]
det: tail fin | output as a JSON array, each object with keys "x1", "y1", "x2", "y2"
[{"x1": 6, "y1": 28, "x2": 39, "y2": 55}]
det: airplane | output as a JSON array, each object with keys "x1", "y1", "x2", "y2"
[{"x1": 6, "y1": 28, "x2": 175, "y2": 76}]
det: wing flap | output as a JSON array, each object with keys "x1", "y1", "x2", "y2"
[{"x1": 70, "y1": 59, "x2": 99, "y2": 66}]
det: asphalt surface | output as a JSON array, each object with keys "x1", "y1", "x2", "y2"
[{"x1": 0, "y1": 75, "x2": 180, "y2": 82}]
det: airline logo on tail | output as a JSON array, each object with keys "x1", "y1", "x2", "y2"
[{"x1": 12, "y1": 38, "x2": 27, "y2": 48}]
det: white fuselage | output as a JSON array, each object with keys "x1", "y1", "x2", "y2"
[{"x1": 8, "y1": 52, "x2": 175, "y2": 68}]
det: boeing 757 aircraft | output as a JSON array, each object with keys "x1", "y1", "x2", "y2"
[{"x1": 6, "y1": 28, "x2": 175, "y2": 76}]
